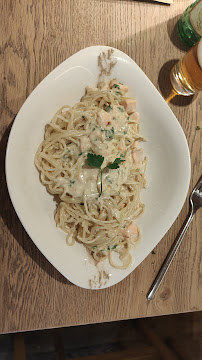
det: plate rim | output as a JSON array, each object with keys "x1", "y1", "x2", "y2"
[{"x1": 5, "y1": 45, "x2": 191, "y2": 289}]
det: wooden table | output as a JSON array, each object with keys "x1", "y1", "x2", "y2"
[{"x1": 1, "y1": 0, "x2": 201, "y2": 334}]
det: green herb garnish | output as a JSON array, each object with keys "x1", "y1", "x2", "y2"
[
  {"x1": 118, "y1": 106, "x2": 124, "y2": 112},
  {"x1": 63, "y1": 148, "x2": 71, "y2": 159},
  {"x1": 87, "y1": 154, "x2": 125, "y2": 196},
  {"x1": 105, "y1": 104, "x2": 113, "y2": 112},
  {"x1": 70, "y1": 180, "x2": 75, "y2": 186},
  {"x1": 106, "y1": 157, "x2": 125, "y2": 169},
  {"x1": 106, "y1": 176, "x2": 113, "y2": 184},
  {"x1": 105, "y1": 127, "x2": 114, "y2": 140},
  {"x1": 112, "y1": 244, "x2": 117, "y2": 249},
  {"x1": 113, "y1": 84, "x2": 120, "y2": 89},
  {"x1": 152, "y1": 250, "x2": 156, "y2": 255},
  {"x1": 78, "y1": 152, "x2": 83, "y2": 156},
  {"x1": 87, "y1": 153, "x2": 104, "y2": 168},
  {"x1": 82, "y1": 115, "x2": 86, "y2": 119},
  {"x1": 196, "y1": 126, "x2": 201, "y2": 130}
]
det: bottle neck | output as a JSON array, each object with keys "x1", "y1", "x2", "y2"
[{"x1": 189, "y1": 0, "x2": 202, "y2": 37}]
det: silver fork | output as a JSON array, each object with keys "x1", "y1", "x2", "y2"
[{"x1": 147, "y1": 175, "x2": 202, "y2": 301}]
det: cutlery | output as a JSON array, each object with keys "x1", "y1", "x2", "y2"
[{"x1": 147, "y1": 176, "x2": 202, "y2": 300}]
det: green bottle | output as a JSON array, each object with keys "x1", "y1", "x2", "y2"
[{"x1": 178, "y1": 0, "x2": 202, "y2": 47}]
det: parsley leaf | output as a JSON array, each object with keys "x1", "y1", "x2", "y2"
[
  {"x1": 87, "y1": 153, "x2": 104, "y2": 168},
  {"x1": 87, "y1": 154, "x2": 125, "y2": 196},
  {"x1": 196, "y1": 126, "x2": 201, "y2": 130},
  {"x1": 151, "y1": 250, "x2": 156, "y2": 255},
  {"x1": 107, "y1": 158, "x2": 125, "y2": 169}
]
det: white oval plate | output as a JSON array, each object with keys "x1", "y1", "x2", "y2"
[{"x1": 6, "y1": 46, "x2": 191, "y2": 289}]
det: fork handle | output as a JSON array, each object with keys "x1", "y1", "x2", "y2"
[{"x1": 147, "y1": 209, "x2": 194, "y2": 301}]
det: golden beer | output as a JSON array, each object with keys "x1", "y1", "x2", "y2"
[{"x1": 170, "y1": 38, "x2": 202, "y2": 96}]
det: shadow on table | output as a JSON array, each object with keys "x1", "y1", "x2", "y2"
[
  {"x1": 0, "y1": 124, "x2": 73, "y2": 286},
  {"x1": 158, "y1": 59, "x2": 196, "y2": 106},
  {"x1": 106, "y1": 17, "x2": 197, "y2": 107},
  {"x1": 167, "y1": 14, "x2": 190, "y2": 52}
]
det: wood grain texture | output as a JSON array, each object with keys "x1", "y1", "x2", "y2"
[{"x1": 0, "y1": 0, "x2": 201, "y2": 333}]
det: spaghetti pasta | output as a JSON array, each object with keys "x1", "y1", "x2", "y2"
[{"x1": 35, "y1": 79, "x2": 147, "y2": 269}]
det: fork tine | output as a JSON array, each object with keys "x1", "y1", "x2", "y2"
[
  {"x1": 194, "y1": 176, "x2": 202, "y2": 191},
  {"x1": 198, "y1": 184, "x2": 202, "y2": 192}
]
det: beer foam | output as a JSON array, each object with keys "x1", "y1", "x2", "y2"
[{"x1": 197, "y1": 38, "x2": 202, "y2": 69}]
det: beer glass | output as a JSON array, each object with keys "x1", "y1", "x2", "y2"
[{"x1": 170, "y1": 38, "x2": 202, "y2": 96}]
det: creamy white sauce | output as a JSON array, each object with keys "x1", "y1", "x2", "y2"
[
  {"x1": 55, "y1": 168, "x2": 99, "y2": 198},
  {"x1": 109, "y1": 105, "x2": 128, "y2": 133},
  {"x1": 58, "y1": 97, "x2": 142, "y2": 199},
  {"x1": 102, "y1": 157, "x2": 131, "y2": 192}
]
